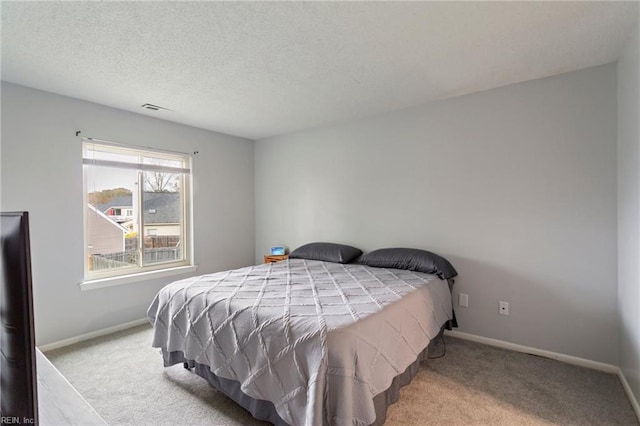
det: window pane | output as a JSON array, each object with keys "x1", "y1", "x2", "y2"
[
  {"x1": 143, "y1": 155, "x2": 184, "y2": 169},
  {"x1": 141, "y1": 172, "x2": 184, "y2": 266},
  {"x1": 85, "y1": 145, "x2": 139, "y2": 165},
  {"x1": 84, "y1": 141, "x2": 191, "y2": 280},
  {"x1": 86, "y1": 165, "x2": 140, "y2": 273}
]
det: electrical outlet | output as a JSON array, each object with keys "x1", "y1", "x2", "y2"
[
  {"x1": 499, "y1": 301, "x2": 509, "y2": 316},
  {"x1": 459, "y1": 293, "x2": 469, "y2": 308}
]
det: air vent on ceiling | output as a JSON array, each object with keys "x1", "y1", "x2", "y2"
[{"x1": 141, "y1": 103, "x2": 170, "y2": 112}]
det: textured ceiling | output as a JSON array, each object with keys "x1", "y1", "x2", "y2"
[{"x1": 1, "y1": 1, "x2": 638, "y2": 140}]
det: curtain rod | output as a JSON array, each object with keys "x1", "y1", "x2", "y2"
[{"x1": 75, "y1": 131, "x2": 199, "y2": 156}]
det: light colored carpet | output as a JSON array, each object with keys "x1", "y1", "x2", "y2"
[{"x1": 46, "y1": 324, "x2": 638, "y2": 426}]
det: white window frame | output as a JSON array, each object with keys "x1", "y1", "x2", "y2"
[{"x1": 81, "y1": 139, "x2": 194, "y2": 287}]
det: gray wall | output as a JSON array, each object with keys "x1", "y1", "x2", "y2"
[
  {"x1": 617, "y1": 11, "x2": 640, "y2": 405},
  {"x1": 255, "y1": 64, "x2": 619, "y2": 364},
  {"x1": 1, "y1": 82, "x2": 255, "y2": 346}
]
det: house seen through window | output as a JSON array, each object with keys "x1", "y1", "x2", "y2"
[{"x1": 83, "y1": 141, "x2": 192, "y2": 280}]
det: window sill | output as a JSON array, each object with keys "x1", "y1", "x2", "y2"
[{"x1": 80, "y1": 265, "x2": 198, "y2": 291}]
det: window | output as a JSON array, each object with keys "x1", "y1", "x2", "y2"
[{"x1": 83, "y1": 141, "x2": 192, "y2": 281}]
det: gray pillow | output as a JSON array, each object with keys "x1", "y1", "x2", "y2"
[
  {"x1": 359, "y1": 247, "x2": 457, "y2": 279},
  {"x1": 289, "y1": 242, "x2": 362, "y2": 264}
]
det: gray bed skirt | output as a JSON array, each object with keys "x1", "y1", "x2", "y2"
[{"x1": 162, "y1": 331, "x2": 443, "y2": 426}]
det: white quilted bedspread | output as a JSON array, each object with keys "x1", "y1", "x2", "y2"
[{"x1": 148, "y1": 259, "x2": 452, "y2": 426}]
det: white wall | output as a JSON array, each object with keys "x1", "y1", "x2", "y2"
[
  {"x1": 255, "y1": 64, "x2": 618, "y2": 364},
  {"x1": 1, "y1": 82, "x2": 255, "y2": 346},
  {"x1": 617, "y1": 10, "x2": 640, "y2": 406}
]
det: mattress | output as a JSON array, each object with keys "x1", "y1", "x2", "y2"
[{"x1": 147, "y1": 259, "x2": 453, "y2": 425}]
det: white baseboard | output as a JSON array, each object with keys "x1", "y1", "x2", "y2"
[
  {"x1": 444, "y1": 330, "x2": 618, "y2": 373},
  {"x1": 618, "y1": 368, "x2": 640, "y2": 421},
  {"x1": 445, "y1": 330, "x2": 640, "y2": 422},
  {"x1": 38, "y1": 318, "x2": 149, "y2": 353}
]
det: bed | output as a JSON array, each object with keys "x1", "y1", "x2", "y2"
[{"x1": 147, "y1": 244, "x2": 457, "y2": 425}]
